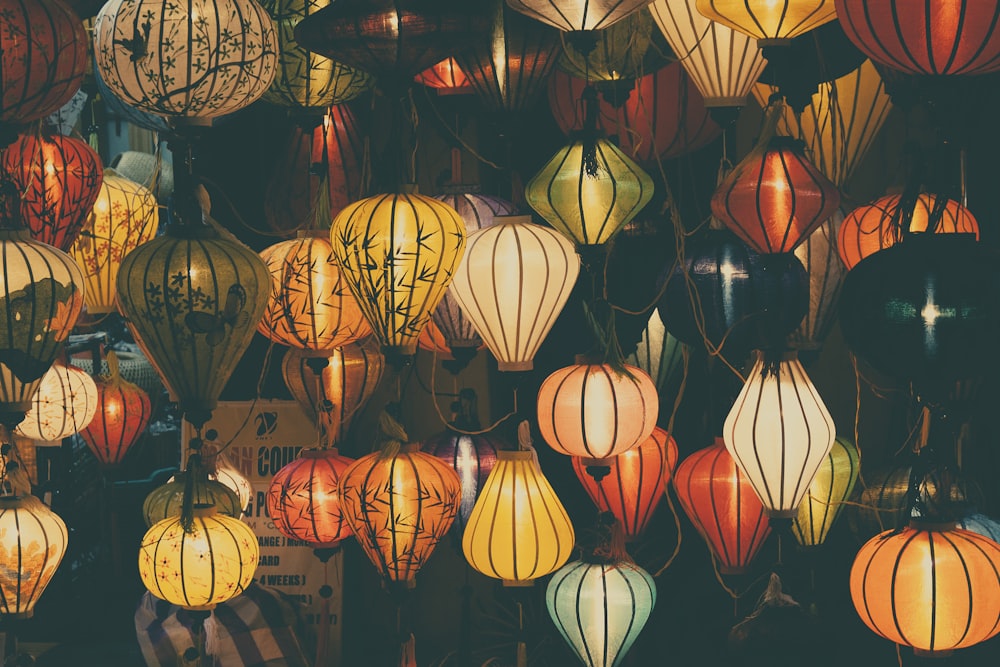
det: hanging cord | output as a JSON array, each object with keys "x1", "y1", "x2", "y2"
[
  {"x1": 427, "y1": 346, "x2": 519, "y2": 435},
  {"x1": 418, "y1": 85, "x2": 505, "y2": 171}
]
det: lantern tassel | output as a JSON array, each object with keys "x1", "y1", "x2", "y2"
[
  {"x1": 203, "y1": 611, "x2": 221, "y2": 657},
  {"x1": 581, "y1": 86, "x2": 601, "y2": 177},
  {"x1": 377, "y1": 411, "x2": 409, "y2": 458}
]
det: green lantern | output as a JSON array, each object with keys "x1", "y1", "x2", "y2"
[
  {"x1": 142, "y1": 472, "x2": 244, "y2": 527},
  {"x1": 792, "y1": 437, "x2": 860, "y2": 547}
]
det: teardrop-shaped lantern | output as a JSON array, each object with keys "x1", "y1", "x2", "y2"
[
  {"x1": 267, "y1": 448, "x2": 354, "y2": 547},
  {"x1": 15, "y1": 360, "x2": 98, "y2": 442},
  {"x1": 448, "y1": 215, "x2": 580, "y2": 371},
  {"x1": 556, "y1": 10, "x2": 655, "y2": 82},
  {"x1": 712, "y1": 136, "x2": 841, "y2": 255},
  {"x1": 2, "y1": 132, "x2": 104, "y2": 251},
  {"x1": 142, "y1": 474, "x2": 243, "y2": 527},
  {"x1": 79, "y1": 351, "x2": 152, "y2": 467},
  {"x1": 70, "y1": 171, "x2": 159, "y2": 315},
  {"x1": 0, "y1": 495, "x2": 68, "y2": 617},
  {"x1": 673, "y1": 438, "x2": 771, "y2": 574},
  {"x1": 790, "y1": 209, "x2": 845, "y2": 352},
  {"x1": 625, "y1": 307, "x2": 684, "y2": 394},
  {"x1": 695, "y1": 0, "x2": 837, "y2": 44},
  {"x1": 330, "y1": 190, "x2": 467, "y2": 358},
  {"x1": 414, "y1": 57, "x2": 472, "y2": 93},
  {"x1": 792, "y1": 437, "x2": 859, "y2": 547},
  {"x1": 506, "y1": 0, "x2": 652, "y2": 31}
]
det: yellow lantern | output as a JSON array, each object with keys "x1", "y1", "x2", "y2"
[
  {"x1": 142, "y1": 473, "x2": 243, "y2": 527},
  {"x1": 695, "y1": 0, "x2": 837, "y2": 45},
  {"x1": 70, "y1": 171, "x2": 159, "y2": 315},
  {"x1": 0, "y1": 495, "x2": 68, "y2": 617},
  {"x1": 139, "y1": 505, "x2": 258, "y2": 609},
  {"x1": 792, "y1": 437, "x2": 859, "y2": 547},
  {"x1": 16, "y1": 360, "x2": 98, "y2": 442},
  {"x1": 507, "y1": 0, "x2": 653, "y2": 31},
  {"x1": 329, "y1": 189, "x2": 467, "y2": 358}
]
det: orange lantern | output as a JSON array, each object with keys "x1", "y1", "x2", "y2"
[
  {"x1": 672, "y1": 438, "x2": 771, "y2": 574},
  {"x1": 414, "y1": 57, "x2": 472, "y2": 93},
  {"x1": 695, "y1": 0, "x2": 837, "y2": 44},
  {"x1": 571, "y1": 427, "x2": 678, "y2": 541},
  {"x1": 267, "y1": 448, "x2": 354, "y2": 548},
  {"x1": 79, "y1": 351, "x2": 152, "y2": 467}
]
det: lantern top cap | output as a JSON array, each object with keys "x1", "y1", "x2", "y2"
[
  {"x1": 498, "y1": 450, "x2": 533, "y2": 461},
  {"x1": 756, "y1": 349, "x2": 799, "y2": 363},
  {"x1": 907, "y1": 519, "x2": 960, "y2": 533},
  {"x1": 765, "y1": 135, "x2": 807, "y2": 154},
  {"x1": 296, "y1": 229, "x2": 332, "y2": 240},
  {"x1": 301, "y1": 447, "x2": 341, "y2": 458},
  {"x1": 493, "y1": 214, "x2": 534, "y2": 226},
  {"x1": 191, "y1": 504, "x2": 219, "y2": 518},
  {"x1": 0, "y1": 495, "x2": 31, "y2": 508}
]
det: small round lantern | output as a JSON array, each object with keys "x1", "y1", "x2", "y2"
[
  {"x1": 792, "y1": 437, "x2": 859, "y2": 547},
  {"x1": 0, "y1": 495, "x2": 68, "y2": 617},
  {"x1": 79, "y1": 351, "x2": 152, "y2": 467},
  {"x1": 15, "y1": 360, "x2": 98, "y2": 442},
  {"x1": 267, "y1": 448, "x2": 354, "y2": 548},
  {"x1": 695, "y1": 0, "x2": 837, "y2": 44},
  {"x1": 142, "y1": 474, "x2": 243, "y2": 527}
]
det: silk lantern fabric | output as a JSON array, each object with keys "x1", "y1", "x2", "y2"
[
  {"x1": 267, "y1": 448, "x2": 354, "y2": 548},
  {"x1": 0, "y1": 495, "x2": 68, "y2": 618},
  {"x1": 506, "y1": 0, "x2": 653, "y2": 31},
  {"x1": 695, "y1": 0, "x2": 837, "y2": 44}
]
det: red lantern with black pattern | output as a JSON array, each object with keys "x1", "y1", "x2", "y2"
[{"x1": 79, "y1": 351, "x2": 152, "y2": 467}]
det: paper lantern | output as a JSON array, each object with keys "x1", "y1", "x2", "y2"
[
  {"x1": 139, "y1": 505, "x2": 258, "y2": 609},
  {"x1": 650, "y1": 0, "x2": 766, "y2": 108},
  {"x1": 526, "y1": 137, "x2": 654, "y2": 247},
  {"x1": 695, "y1": 0, "x2": 837, "y2": 44},
  {"x1": 537, "y1": 362, "x2": 659, "y2": 465},
  {"x1": 556, "y1": 10, "x2": 654, "y2": 82},
  {"x1": 414, "y1": 57, "x2": 472, "y2": 93},
  {"x1": 2, "y1": 132, "x2": 104, "y2": 251},
  {"x1": 711, "y1": 136, "x2": 841, "y2": 255},
  {"x1": 673, "y1": 439, "x2": 771, "y2": 574},
  {"x1": 790, "y1": 210, "x2": 845, "y2": 352},
  {"x1": 258, "y1": 231, "x2": 371, "y2": 351},
  {"x1": 423, "y1": 426, "x2": 501, "y2": 530},
  {"x1": 448, "y1": 215, "x2": 579, "y2": 371},
  {"x1": 267, "y1": 448, "x2": 354, "y2": 548},
  {"x1": 93, "y1": 66, "x2": 170, "y2": 134},
  {"x1": 625, "y1": 307, "x2": 684, "y2": 394},
  {"x1": 850, "y1": 523, "x2": 1000, "y2": 655},
  {"x1": 94, "y1": 0, "x2": 278, "y2": 120},
  {"x1": 339, "y1": 441, "x2": 462, "y2": 585},
  {"x1": 0, "y1": 0, "x2": 88, "y2": 128},
  {"x1": 330, "y1": 190, "x2": 467, "y2": 358},
  {"x1": 211, "y1": 453, "x2": 254, "y2": 512},
  {"x1": 506, "y1": 0, "x2": 653, "y2": 31},
  {"x1": 792, "y1": 437, "x2": 859, "y2": 547},
  {"x1": 15, "y1": 360, "x2": 97, "y2": 442},
  {"x1": 0, "y1": 495, "x2": 68, "y2": 617},
  {"x1": 547, "y1": 559, "x2": 656, "y2": 666},
  {"x1": 142, "y1": 474, "x2": 243, "y2": 527},
  {"x1": 837, "y1": 193, "x2": 980, "y2": 271},
  {"x1": 463, "y1": 448, "x2": 575, "y2": 583},
  {"x1": 79, "y1": 352, "x2": 153, "y2": 467},
  {"x1": 724, "y1": 350, "x2": 836, "y2": 518},
  {"x1": 572, "y1": 427, "x2": 678, "y2": 541},
  {"x1": 836, "y1": 0, "x2": 1000, "y2": 76},
  {"x1": 70, "y1": 172, "x2": 159, "y2": 315}
]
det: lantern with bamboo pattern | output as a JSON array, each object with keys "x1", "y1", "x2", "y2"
[
  {"x1": 70, "y1": 171, "x2": 159, "y2": 315},
  {"x1": 267, "y1": 448, "x2": 354, "y2": 547},
  {"x1": 2, "y1": 132, "x2": 103, "y2": 251},
  {"x1": 414, "y1": 57, "x2": 472, "y2": 93},
  {"x1": 694, "y1": 0, "x2": 837, "y2": 44},
  {"x1": 0, "y1": 495, "x2": 68, "y2": 617},
  {"x1": 506, "y1": 0, "x2": 653, "y2": 31},
  {"x1": 15, "y1": 360, "x2": 97, "y2": 442},
  {"x1": 556, "y1": 10, "x2": 654, "y2": 82},
  {"x1": 79, "y1": 351, "x2": 152, "y2": 467},
  {"x1": 142, "y1": 474, "x2": 243, "y2": 527},
  {"x1": 792, "y1": 437, "x2": 859, "y2": 547}
]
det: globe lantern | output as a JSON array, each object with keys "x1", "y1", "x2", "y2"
[
  {"x1": 79, "y1": 351, "x2": 152, "y2": 467},
  {"x1": 792, "y1": 437, "x2": 859, "y2": 547},
  {"x1": 267, "y1": 448, "x2": 354, "y2": 548},
  {"x1": 142, "y1": 474, "x2": 243, "y2": 527},
  {"x1": 447, "y1": 215, "x2": 580, "y2": 371},
  {"x1": 673, "y1": 438, "x2": 772, "y2": 574},
  {"x1": 0, "y1": 495, "x2": 68, "y2": 617},
  {"x1": 626, "y1": 308, "x2": 685, "y2": 395},
  {"x1": 414, "y1": 57, "x2": 472, "y2": 93},
  {"x1": 556, "y1": 10, "x2": 655, "y2": 83},
  {"x1": 139, "y1": 505, "x2": 259, "y2": 609},
  {"x1": 790, "y1": 210, "x2": 845, "y2": 352},
  {"x1": 70, "y1": 171, "x2": 159, "y2": 315},
  {"x1": 850, "y1": 523, "x2": 1000, "y2": 655},
  {"x1": 2, "y1": 132, "x2": 104, "y2": 251},
  {"x1": 506, "y1": 0, "x2": 653, "y2": 31},
  {"x1": 93, "y1": 66, "x2": 170, "y2": 134},
  {"x1": 695, "y1": 0, "x2": 837, "y2": 44},
  {"x1": 15, "y1": 360, "x2": 98, "y2": 442}
]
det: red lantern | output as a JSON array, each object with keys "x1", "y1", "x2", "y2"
[
  {"x1": 79, "y1": 351, "x2": 152, "y2": 467},
  {"x1": 571, "y1": 427, "x2": 678, "y2": 541},
  {"x1": 414, "y1": 57, "x2": 472, "y2": 93},
  {"x1": 2, "y1": 132, "x2": 104, "y2": 251},
  {"x1": 673, "y1": 438, "x2": 771, "y2": 574},
  {"x1": 711, "y1": 136, "x2": 841, "y2": 254},
  {"x1": 267, "y1": 448, "x2": 355, "y2": 548}
]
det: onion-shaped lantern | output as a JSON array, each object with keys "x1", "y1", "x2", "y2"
[
  {"x1": 0, "y1": 495, "x2": 68, "y2": 617},
  {"x1": 258, "y1": 231, "x2": 371, "y2": 351},
  {"x1": 267, "y1": 448, "x2": 354, "y2": 548},
  {"x1": 792, "y1": 437, "x2": 859, "y2": 547},
  {"x1": 94, "y1": 0, "x2": 278, "y2": 120},
  {"x1": 506, "y1": 0, "x2": 652, "y2": 31},
  {"x1": 790, "y1": 210, "x2": 845, "y2": 352},
  {"x1": 572, "y1": 427, "x2": 678, "y2": 541},
  {"x1": 850, "y1": 523, "x2": 1000, "y2": 656},
  {"x1": 330, "y1": 190, "x2": 466, "y2": 358},
  {"x1": 695, "y1": 0, "x2": 837, "y2": 45},
  {"x1": 70, "y1": 171, "x2": 159, "y2": 315},
  {"x1": 139, "y1": 505, "x2": 259, "y2": 609},
  {"x1": 2, "y1": 132, "x2": 104, "y2": 251},
  {"x1": 79, "y1": 351, "x2": 152, "y2": 467},
  {"x1": 711, "y1": 136, "x2": 841, "y2": 255},
  {"x1": 556, "y1": 10, "x2": 655, "y2": 82},
  {"x1": 15, "y1": 360, "x2": 97, "y2": 442},
  {"x1": 142, "y1": 474, "x2": 243, "y2": 527},
  {"x1": 673, "y1": 438, "x2": 771, "y2": 574},
  {"x1": 625, "y1": 307, "x2": 684, "y2": 394},
  {"x1": 414, "y1": 57, "x2": 472, "y2": 93},
  {"x1": 537, "y1": 361, "x2": 659, "y2": 466},
  {"x1": 837, "y1": 193, "x2": 979, "y2": 271}
]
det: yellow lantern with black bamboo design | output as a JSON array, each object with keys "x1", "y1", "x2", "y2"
[
  {"x1": 0, "y1": 495, "x2": 68, "y2": 617},
  {"x1": 792, "y1": 437, "x2": 859, "y2": 547}
]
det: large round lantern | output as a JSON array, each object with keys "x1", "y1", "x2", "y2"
[
  {"x1": 139, "y1": 505, "x2": 259, "y2": 609},
  {"x1": 15, "y1": 360, "x2": 97, "y2": 442},
  {"x1": 507, "y1": 0, "x2": 652, "y2": 31},
  {"x1": 330, "y1": 190, "x2": 466, "y2": 358},
  {"x1": 673, "y1": 438, "x2": 771, "y2": 574},
  {"x1": 572, "y1": 427, "x2": 678, "y2": 541},
  {"x1": 792, "y1": 437, "x2": 859, "y2": 547},
  {"x1": 537, "y1": 361, "x2": 659, "y2": 465},
  {"x1": 71, "y1": 171, "x2": 159, "y2": 315},
  {"x1": 79, "y1": 352, "x2": 152, "y2": 467},
  {"x1": 267, "y1": 448, "x2": 354, "y2": 548},
  {"x1": 0, "y1": 495, "x2": 68, "y2": 617},
  {"x1": 94, "y1": 0, "x2": 278, "y2": 120},
  {"x1": 2, "y1": 132, "x2": 104, "y2": 251},
  {"x1": 448, "y1": 215, "x2": 579, "y2": 371},
  {"x1": 142, "y1": 474, "x2": 243, "y2": 527},
  {"x1": 556, "y1": 10, "x2": 655, "y2": 82},
  {"x1": 695, "y1": 0, "x2": 837, "y2": 44},
  {"x1": 850, "y1": 523, "x2": 1000, "y2": 655}
]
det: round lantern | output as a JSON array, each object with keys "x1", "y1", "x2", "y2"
[
  {"x1": 15, "y1": 360, "x2": 97, "y2": 442},
  {"x1": 711, "y1": 135, "x2": 841, "y2": 255},
  {"x1": 211, "y1": 453, "x2": 254, "y2": 512},
  {"x1": 2, "y1": 132, "x2": 104, "y2": 251},
  {"x1": 139, "y1": 505, "x2": 259, "y2": 609},
  {"x1": 507, "y1": 0, "x2": 652, "y2": 31},
  {"x1": 463, "y1": 448, "x2": 575, "y2": 584},
  {"x1": 415, "y1": 57, "x2": 472, "y2": 93},
  {"x1": 329, "y1": 190, "x2": 467, "y2": 358},
  {"x1": 537, "y1": 361, "x2": 659, "y2": 465},
  {"x1": 673, "y1": 438, "x2": 772, "y2": 574},
  {"x1": 556, "y1": 10, "x2": 655, "y2": 82},
  {"x1": 338, "y1": 438, "x2": 462, "y2": 585},
  {"x1": 422, "y1": 418, "x2": 501, "y2": 530},
  {"x1": 93, "y1": 66, "x2": 170, "y2": 134},
  {"x1": 258, "y1": 231, "x2": 371, "y2": 351},
  {"x1": 71, "y1": 171, "x2": 159, "y2": 315},
  {"x1": 0, "y1": 495, "x2": 68, "y2": 617},
  {"x1": 792, "y1": 437, "x2": 859, "y2": 547},
  {"x1": 0, "y1": 0, "x2": 87, "y2": 128},
  {"x1": 625, "y1": 307, "x2": 685, "y2": 394},
  {"x1": 79, "y1": 352, "x2": 152, "y2": 467},
  {"x1": 836, "y1": 0, "x2": 1000, "y2": 76},
  {"x1": 850, "y1": 522, "x2": 1000, "y2": 655},
  {"x1": 142, "y1": 474, "x2": 243, "y2": 527},
  {"x1": 724, "y1": 350, "x2": 836, "y2": 518},
  {"x1": 547, "y1": 559, "x2": 656, "y2": 666},
  {"x1": 572, "y1": 427, "x2": 679, "y2": 541},
  {"x1": 267, "y1": 448, "x2": 354, "y2": 548},
  {"x1": 837, "y1": 193, "x2": 980, "y2": 271},
  {"x1": 790, "y1": 210, "x2": 845, "y2": 352},
  {"x1": 94, "y1": 0, "x2": 278, "y2": 120},
  {"x1": 116, "y1": 222, "x2": 270, "y2": 428},
  {"x1": 695, "y1": 0, "x2": 837, "y2": 44}
]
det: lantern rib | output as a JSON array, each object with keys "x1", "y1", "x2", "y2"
[
  {"x1": 615, "y1": 569, "x2": 640, "y2": 663},
  {"x1": 571, "y1": 566, "x2": 594, "y2": 665},
  {"x1": 888, "y1": 530, "x2": 922, "y2": 649},
  {"x1": 939, "y1": 530, "x2": 975, "y2": 649},
  {"x1": 960, "y1": 533, "x2": 1000, "y2": 640}
]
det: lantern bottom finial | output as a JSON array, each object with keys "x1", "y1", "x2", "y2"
[{"x1": 498, "y1": 360, "x2": 533, "y2": 372}]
